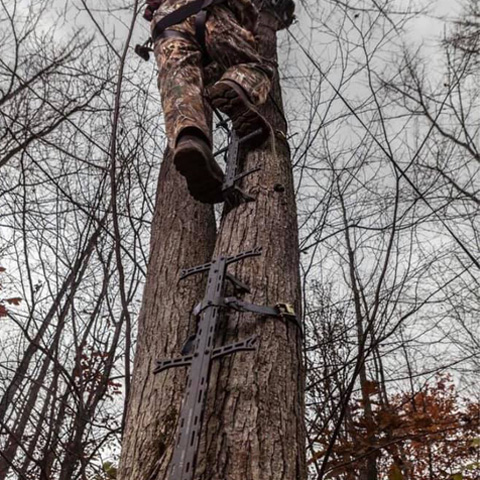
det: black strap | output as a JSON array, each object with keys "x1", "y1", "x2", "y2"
[
  {"x1": 194, "y1": 10, "x2": 210, "y2": 63},
  {"x1": 157, "y1": 29, "x2": 193, "y2": 43},
  {"x1": 152, "y1": 0, "x2": 226, "y2": 43},
  {"x1": 224, "y1": 298, "x2": 304, "y2": 334},
  {"x1": 194, "y1": 10, "x2": 208, "y2": 49}
]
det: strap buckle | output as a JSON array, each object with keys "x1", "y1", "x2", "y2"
[{"x1": 276, "y1": 303, "x2": 296, "y2": 318}]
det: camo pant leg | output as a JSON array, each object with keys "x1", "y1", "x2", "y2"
[
  {"x1": 153, "y1": 3, "x2": 273, "y2": 147},
  {"x1": 154, "y1": 18, "x2": 212, "y2": 148},
  {"x1": 205, "y1": 5, "x2": 275, "y2": 106}
]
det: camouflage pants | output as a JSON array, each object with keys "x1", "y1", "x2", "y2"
[{"x1": 153, "y1": 3, "x2": 274, "y2": 147}]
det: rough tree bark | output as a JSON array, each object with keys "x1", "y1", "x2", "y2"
[
  {"x1": 118, "y1": 152, "x2": 216, "y2": 479},
  {"x1": 197, "y1": 8, "x2": 306, "y2": 480},
  {"x1": 119, "y1": 5, "x2": 306, "y2": 480}
]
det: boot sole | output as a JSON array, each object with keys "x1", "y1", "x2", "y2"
[
  {"x1": 174, "y1": 142, "x2": 225, "y2": 204},
  {"x1": 210, "y1": 81, "x2": 269, "y2": 146}
]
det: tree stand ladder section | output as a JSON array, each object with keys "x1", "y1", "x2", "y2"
[{"x1": 153, "y1": 248, "x2": 301, "y2": 480}]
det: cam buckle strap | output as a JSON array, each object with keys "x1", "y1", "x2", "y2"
[
  {"x1": 276, "y1": 303, "x2": 296, "y2": 319},
  {"x1": 224, "y1": 298, "x2": 303, "y2": 335}
]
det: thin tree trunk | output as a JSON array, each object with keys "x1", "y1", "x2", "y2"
[
  {"x1": 59, "y1": 305, "x2": 128, "y2": 480},
  {"x1": 0, "y1": 217, "x2": 105, "y2": 425},
  {"x1": 0, "y1": 344, "x2": 53, "y2": 479},
  {"x1": 40, "y1": 384, "x2": 70, "y2": 480}
]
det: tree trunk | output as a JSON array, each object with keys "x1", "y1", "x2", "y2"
[
  {"x1": 118, "y1": 151, "x2": 216, "y2": 479},
  {"x1": 119, "y1": 6, "x2": 306, "y2": 480},
  {"x1": 197, "y1": 10, "x2": 306, "y2": 480}
]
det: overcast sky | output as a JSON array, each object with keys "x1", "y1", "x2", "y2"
[
  {"x1": 40, "y1": 0, "x2": 466, "y2": 53},
  {"x1": 410, "y1": 0, "x2": 462, "y2": 41}
]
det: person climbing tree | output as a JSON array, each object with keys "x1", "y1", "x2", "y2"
[
  {"x1": 144, "y1": 0, "x2": 275, "y2": 203},
  {"x1": 119, "y1": 2, "x2": 304, "y2": 479}
]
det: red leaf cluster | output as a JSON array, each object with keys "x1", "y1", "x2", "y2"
[
  {"x1": 312, "y1": 375, "x2": 480, "y2": 479},
  {"x1": 73, "y1": 348, "x2": 122, "y2": 396}
]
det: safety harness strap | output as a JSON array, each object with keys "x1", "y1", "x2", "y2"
[
  {"x1": 194, "y1": 9, "x2": 208, "y2": 51},
  {"x1": 156, "y1": 29, "x2": 193, "y2": 43},
  {"x1": 151, "y1": 0, "x2": 226, "y2": 43}
]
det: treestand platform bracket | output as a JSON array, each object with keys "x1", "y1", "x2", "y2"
[{"x1": 153, "y1": 247, "x2": 299, "y2": 480}]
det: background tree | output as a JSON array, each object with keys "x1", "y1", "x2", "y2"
[{"x1": 1, "y1": 1, "x2": 159, "y2": 477}]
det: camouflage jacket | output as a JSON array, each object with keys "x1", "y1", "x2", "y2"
[{"x1": 147, "y1": 0, "x2": 259, "y2": 34}]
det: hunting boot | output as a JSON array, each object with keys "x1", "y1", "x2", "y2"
[
  {"x1": 209, "y1": 79, "x2": 270, "y2": 146},
  {"x1": 174, "y1": 133, "x2": 225, "y2": 204}
]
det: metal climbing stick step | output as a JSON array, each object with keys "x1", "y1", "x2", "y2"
[
  {"x1": 153, "y1": 247, "x2": 301, "y2": 480},
  {"x1": 214, "y1": 127, "x2": 264, "y2": 206}
]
